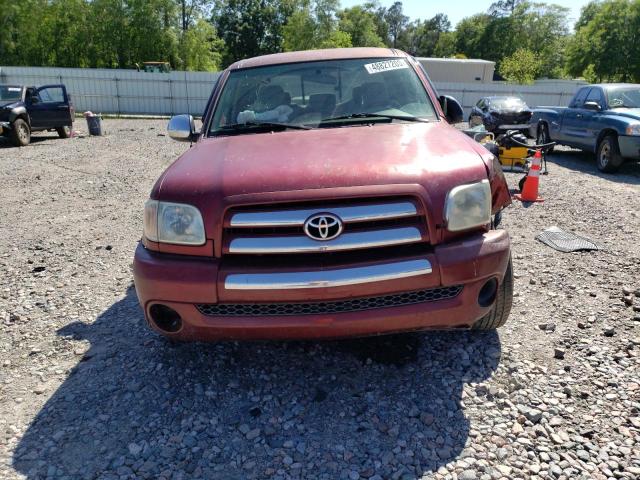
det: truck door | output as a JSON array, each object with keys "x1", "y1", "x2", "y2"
[
  {"x1": 561, "y1": 87, "x2": 591, "y2": 147},
  {"x1": 27, "y1": 85, "x2": 70, "y2": 129},
  {"x1": 583, "y1": 87, "x2": 606, "y2": 151}
]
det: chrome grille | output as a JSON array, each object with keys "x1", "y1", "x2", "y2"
[
  {"x1": 196, "y1": 286, "x2": 462, "y2": 317},
  {"x1": 224, "y1": 198, "x2": 427, "y2": 255}
]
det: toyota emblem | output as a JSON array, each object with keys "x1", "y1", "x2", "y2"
[{"x1": 303, "y1": 213, "x2": 343, "y2": 241}]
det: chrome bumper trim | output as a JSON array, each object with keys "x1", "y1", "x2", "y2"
[
  {"x1": 228, "y1": 226, "x2": 422, "y2": 254},
  {"x1": 229, "y1": 201, "x2": 417, "y2": 227},
  {"x1": 224, "y1": 258, "x2": 432, "y2": 290}
]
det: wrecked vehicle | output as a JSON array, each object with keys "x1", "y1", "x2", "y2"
[
  {"x1": 469, "y1": 96, "x2": 533, "y2": 134},
  {"x1": 133, "y1": 48, "x2": 513, "y2": 341},
  {"x1": 0, "y1": 84, "x2": 74, "y2": 146}
]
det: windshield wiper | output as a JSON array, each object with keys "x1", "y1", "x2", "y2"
[
  {"x1": 213, "y1": 121, "x2": 311, "y2": 135},
  {"x1": 320, "y1": 113, "x2": 430, "y2": 123}
]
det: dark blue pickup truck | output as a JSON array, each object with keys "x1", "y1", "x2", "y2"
[
  {"x1": 530, "y1": 83, "x2": 640, "y2": 172},
  {"x1": 0, "y1": 84, "x2": 74, "y2": 147}
]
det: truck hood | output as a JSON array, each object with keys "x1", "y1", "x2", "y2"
[
  {"x1": 0, "y1": 101, "x2": 21, "y2": 109},
  {"x1": 155, "y1": 122, "x2": 492, "y2": 232},
  {"x1": 606, "y1": 108, "x2": 640, "y2": 121}
]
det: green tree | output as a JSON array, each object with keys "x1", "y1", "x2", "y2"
[
  {"x1": 489, "y1": 0, "x2": 524, "y2": 16},
  {"x1": 499, "y1": 47, "x2": 541, "y2": 83},
  {"x1": 566, "y1": 0, "x2": 640, "y2": 82},
  {"x1": 384, "y1": 1, "x2": 408, "y2": 48},
  {"x1": 0, "y1": 0, "x2": 52, "y2": 66},
  {"x1": 434, "y1": 31, "x2": 457, "y2": 57},
  {"x1": 455, "y1": 2, "x2": 569, "y2": 79},
  {"x1": 397, "y1": 13, "x2": 451, "y2": 57},
  {"x1": 454, "y1": 14, "x2": 492, "y2": 59},
  {"x1": 179, "y1": 18, "x2": 223, "y2": 71},
  {"x1": 213, "y1": 0, "x2": 296, "y2": 67},
  {"x1": 282, "y1": 0, "x2": 352, "y2": 51},
  {"x1": 338, "y1": 6, "x2": 385, "y2": 47},
  {"x1": 39, "y1": 0, "x2": 92, "y2": 67}
]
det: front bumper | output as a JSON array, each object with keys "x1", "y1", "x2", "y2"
[
  {"x1": 133, "y1": 230, "x2": 511, "y2": 340},
  {"x1": 496, "y1": 123, "x2": 530, "y2": 133},
  {"x1": 0, "y1": 122, "x2": 9, "y2": 135},
  {"x1": 618, "y1": 135, "x2": 640, "y2": 160}
]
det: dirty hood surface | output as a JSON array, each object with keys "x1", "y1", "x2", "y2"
[{"x1": 157, "y1": 122, "x2": 489, "y2": 206}]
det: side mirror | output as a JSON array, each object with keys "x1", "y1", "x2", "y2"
[
  {"x1": 439, "y1": 95, "x2": 464, "y2": 124},
  {"x1": 583, "y1": 101, "x2": 601, "y2": 111},
  {"x1": 29, "y1": 96, "x2": 39, "y2": 105},
  {"x1": 168, "y1": 114, "x2": 197, "y2": 141}
]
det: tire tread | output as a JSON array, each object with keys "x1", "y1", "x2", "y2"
[{"x1": 473, "y1": 258, "x2": 513, "y2": 330}]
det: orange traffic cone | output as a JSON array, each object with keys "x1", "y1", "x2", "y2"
[{"x1": 514, "y1": 150, "x2": 544, "y2": 202}]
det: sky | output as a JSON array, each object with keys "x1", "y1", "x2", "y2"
[{"x1": 340, "y1": 0, "x2": 592, "y2": 27}]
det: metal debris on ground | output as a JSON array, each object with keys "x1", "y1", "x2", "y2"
[{"x1": 535, "y1": 226, "x2": 601, "y2": 252}]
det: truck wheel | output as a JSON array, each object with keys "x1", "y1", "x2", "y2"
[
  {"x1": 57, "y1": 126, "x2": 71, "y2": 138},
  {"x1": 596, "y1": 135, "x2": 623, "y2": 173},
  {"x1": 11, "y1": 119, "x2": 31, "y2": 147},
  {"x1": 536, "y1": 124, "x2": 554, "y2": 153},
  {"x1": 472, "y1": 259, "x2": 513, "y2": 330}
]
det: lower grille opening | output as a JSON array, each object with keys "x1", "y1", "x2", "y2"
[{"x1": 196, "y1": 286, "x2": 463, "y2": 317}]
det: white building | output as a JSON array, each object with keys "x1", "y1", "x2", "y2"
[{"x1": 416, "y1": 58, "x2": 496, "y2": 84}]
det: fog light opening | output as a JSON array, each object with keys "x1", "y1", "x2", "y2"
[
  {"x1": 478, "y1": 278, "x2": 498, "y2": 308},
  {"x1": 149, "y1": 304, "x2": 182, "y2": 333}
]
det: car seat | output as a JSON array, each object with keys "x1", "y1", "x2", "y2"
[
  {"x1": 307, "y1": 94, "x2": 336, "y2": 119},
  {"x1": 359, "y1": 82, "x2": 390, "y2": 111},
  {"x1": 258, "y1": 85, "x2": 286, "y2": 110}
]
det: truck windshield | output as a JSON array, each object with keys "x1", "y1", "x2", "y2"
[
  {"x1": 607, "y1": 87, "x2": 640, "y2": 108},
  {"x1": 209, "y1": 58, "x2": 436, "y2": 135},
  {"x1": 0, "y1": 85, "x2": 22, "y2": 102}
]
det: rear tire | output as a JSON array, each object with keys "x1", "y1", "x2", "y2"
[
  {"x1": 11, "y1": 118, "x2": 31, "y2": 147},
  {"x1": 57, "y1": 126, "x2": 71, "y2": 138},
  {"x1": 536, "y1": 123, "x2": 554, "y2": 153},
  {"x1": 473, "y1": 258, "x2": 513, "y2": 330},
  {"x1": 596, "y1": 135, "x2": 623, "y2": 173}
]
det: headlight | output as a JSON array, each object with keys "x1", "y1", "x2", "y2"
[
  {"x1": 143, "y1": 200, "x2": 205, "y2": 245},
  {"x1": 625, "y1": 124, "x2": 640, "y2": 136},
  {"x1": 444, "y1": 180, "x2": 491, "y2": 231}
]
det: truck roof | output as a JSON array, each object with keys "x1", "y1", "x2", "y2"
[{"x1": 228, "y1": 48, "x2": 408, "y2": 70}]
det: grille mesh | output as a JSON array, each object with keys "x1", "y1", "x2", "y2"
[{"x1": 196, "y1": 286, "x2": 463, "y2": 317}]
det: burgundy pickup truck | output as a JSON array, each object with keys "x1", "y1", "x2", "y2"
[{"x1": 133, "y1": 48, "x2": 513, "y2": 341}]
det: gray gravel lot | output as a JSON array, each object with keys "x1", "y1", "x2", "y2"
[{"x1": 1, "y1": 119, "x2": 639, "y2": 480}]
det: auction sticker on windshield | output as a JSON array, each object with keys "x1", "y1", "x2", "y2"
[{"x1": 364, "y1": 60, "x2": 409, "y2": 74}]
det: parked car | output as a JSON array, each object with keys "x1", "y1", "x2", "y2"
[
  {"x1": 469, "y1": 96, "x2": 532, "y2": 133},
  {"x1": 530, "y1": 83, "x2": 640, "y2": 172},
  {"x1": 0, "y1": 84, "x2": 74, "y2": 146},
  {"x1": 133, "y1": 48, "x2": 513, "y2": 341}
]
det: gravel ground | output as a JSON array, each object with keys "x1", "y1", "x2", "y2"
[{"x1": 1, "y1": 119, "x2": 639, "y2": 480}]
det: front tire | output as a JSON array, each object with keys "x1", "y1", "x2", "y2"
[
  {"x1": 473, "y1": 259, "x2": 513, "y2": 330},
  {"x1": 596, "y1": 135, "x2": 623, "y2": 173},
  {"x1": 11, "y1": 119, "x2": 31, "y2": 147},
  {"x1": 536, "y1": 123, "x2": 554, "y2": 153},
  {"x1": 57, "y1": 126, "x2": 71, "y2": 138}
]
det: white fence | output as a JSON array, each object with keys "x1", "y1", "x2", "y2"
[
  {"x1": 0, "y1": 66, "x2": 220, "y2": 116},
  {"x1": 0, "y1": 65, "x2": 586, "y2": 117}
]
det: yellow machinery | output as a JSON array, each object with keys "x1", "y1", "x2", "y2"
[
  {"x1": 497, "y1": 144, "x2": 529, "y2": 171},
  {"x1": 462, "y1": 126, "x2": 531, "y2": 172}
]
